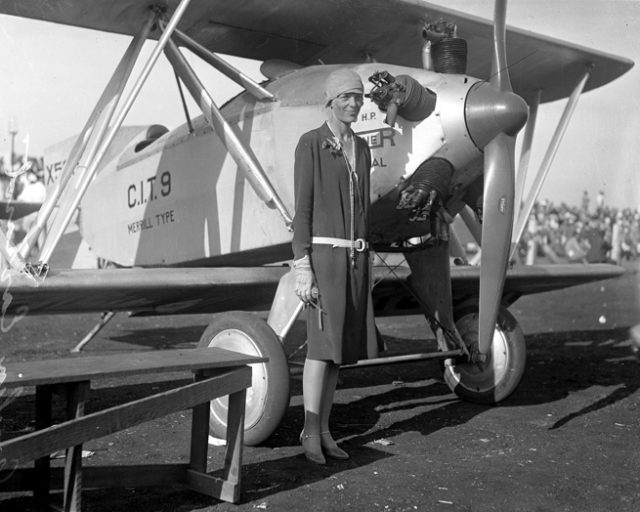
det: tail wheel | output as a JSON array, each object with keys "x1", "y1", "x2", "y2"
[
  {"x1": 198, "y1": 311, "x2": 290, "y2": 446},
  {"x1": 443, "y1": 303, "x2": 526, "y2": 404}
]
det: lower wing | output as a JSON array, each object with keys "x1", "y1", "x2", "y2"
[{"x1": 2, "y1": 263, "x2": 624, "y2": 317}]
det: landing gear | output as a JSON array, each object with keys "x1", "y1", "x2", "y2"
[
  {"x1": 198, "y1": 311, "x2": 290, "y2": 446},
  {"x1": 443, "y1": 303, "x2": 526, "y2": 404}
]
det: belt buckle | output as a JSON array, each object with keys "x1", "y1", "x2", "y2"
[{"x1": 353, "y1": 238, "x2": 367, "y2": 252}]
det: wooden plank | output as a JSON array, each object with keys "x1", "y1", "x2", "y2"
[
  {"x1": 189, "y1": 373, "x2": 211, "y2": 473},
  {"x1": 186, "y1": 468, "x2": 231, "y2": 501},
  {"x1": 33, "y1": 385, "x2": 52, "y2": 511},
  {"x1": 0, "y1": 465, "x2": 189, "y2": 492},
  {"x1": 188, "y1": 387, "x2": 246, "y2": 503},
  {"x1": 63, "y1": 381, "x2": 89, "y2": 512},
  {"x1": 222, "y1": 388, "x2": 246, "y2": 502},
  {"x1": 0, "y1": 367, "x2": 251, "y2": 465},
  {"x1": 2, "y1": 348, "x2": 266, "y2": 388}
]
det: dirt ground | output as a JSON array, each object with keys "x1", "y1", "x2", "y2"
[{"x1": 1, "y1": 262, "x2": 639, "y2": 512}]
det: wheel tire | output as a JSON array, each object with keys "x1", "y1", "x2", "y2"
[
  {"x1": 443, "y1": 303, "x2": 526, "y2": 404},
  {"x1": 198, "y1": 311, "x2": 290, "y2": 446}
]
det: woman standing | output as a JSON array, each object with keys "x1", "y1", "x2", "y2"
[{"x1": 292, "y1": 68, "x2": 378, "y2": 464}]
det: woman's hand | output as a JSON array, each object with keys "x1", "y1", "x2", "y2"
[{"x1": 293, "y1": 256, "x2": 317, "y2": 304}]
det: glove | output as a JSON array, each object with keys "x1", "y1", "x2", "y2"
[
  {"x1": 293, "y1": 256, "x2": 317, "y2": 305},
  {"x1": 397, "y1": 185, "x2": 439, "y2": 222}
]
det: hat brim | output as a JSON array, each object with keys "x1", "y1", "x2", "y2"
[{"x1": 326, "y1": 87, "x2": 364, "y2": 106}]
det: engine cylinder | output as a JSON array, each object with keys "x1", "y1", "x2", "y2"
[
  {"x1": 410, "y1": 158, "x2": 453, "y2": 198},
  {"x1": 432, "y1": 38, "x2": 467, "y2": 74},
  {"x1": 394, "y1": 74, "x2": 437, "y2": 122}
]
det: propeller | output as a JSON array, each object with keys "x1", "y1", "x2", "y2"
[{"x1": 464, "y1": 0, "x2": 528, "y2": 359}]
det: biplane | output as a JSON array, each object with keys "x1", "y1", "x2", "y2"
[{"x1": 0, "y1": 0, "x2": 632, "y2": 445}]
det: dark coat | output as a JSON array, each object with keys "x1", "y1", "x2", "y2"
[{"x1": 292, "y1": 122, "x2": 379, "y2": 364}]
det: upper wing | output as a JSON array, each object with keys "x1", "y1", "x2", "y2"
[
  {"x1": 4, "y1": 263, "x2": 624, "y2": 317},
  {"x1": 0, "y1": 0, "x2": 632, "y2": 103}
]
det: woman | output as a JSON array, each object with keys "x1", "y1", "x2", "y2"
[{"x1": 292, "y1": 68, "x2": 378, "y2": 464}]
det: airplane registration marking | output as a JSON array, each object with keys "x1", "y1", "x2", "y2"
[
  {"x1": 46, "y1": 160, "x2": 66, "y2": 185},
  {"x1": 127, "y1": 171, "x2": 171, "y2": 208},
  {"x1": 127, "y1": 209, "x2": 175, "y2": 235}
]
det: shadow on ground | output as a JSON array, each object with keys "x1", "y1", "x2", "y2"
[{"x1": 1, "y1": 325, "x2": 637, "y2": 511}]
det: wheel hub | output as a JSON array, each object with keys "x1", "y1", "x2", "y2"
[{"x1": 447, "y1": 313, "x2": 510, "y2": 393}]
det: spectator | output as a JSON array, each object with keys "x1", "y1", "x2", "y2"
[
  {"x1": 17, "y1": 170, "x2": 46, "y2": 203},
  {"x1": 581, "y1": 190, "x2": 590, "y2": 214},
  {"x1": 583, "y1": 216, "x2": 610, "y2": 263},
  {"x1": 610, "y1": 213, "x2": 622, "y2": 264},
  {"x1": 564, "y1": 223, "x2": 590, "y2": 263},
  {"x1": 596, "y1": 189, "x2": 605, "y2": 215},
  {"x1": 15, "y1": 169, "x2": 46, "y2": 255}
]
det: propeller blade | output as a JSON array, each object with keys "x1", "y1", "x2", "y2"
[
  {"x1": 476, "y1": 0, "x2": 524, "y2": 358},
  {"x1": 478, "y1": 132, "x2": 516, "y2": 355}
]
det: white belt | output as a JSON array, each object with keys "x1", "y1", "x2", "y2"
[{"x1": 312, "y1": 236, "x2": 368, "y2": 252}]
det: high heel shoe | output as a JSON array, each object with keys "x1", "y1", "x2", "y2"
[
  {"x1": 300, "y1": 432, "x2": 326, "y2": 465},
  {"x1": 320, "y1": 431, "x2": 349, "y2": 460}
]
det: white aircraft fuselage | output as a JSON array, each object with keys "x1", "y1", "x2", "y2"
[{"x1": 47, "y1": 63, "x2": 487, "y2": 267}]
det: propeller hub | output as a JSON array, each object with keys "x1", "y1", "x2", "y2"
[{"x1": 465, "y1": 81, "x2": 528, "y2": 149}]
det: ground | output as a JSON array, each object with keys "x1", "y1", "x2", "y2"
[{"x1": 0, "y1": 262, "x2": 639, "y2": 511}]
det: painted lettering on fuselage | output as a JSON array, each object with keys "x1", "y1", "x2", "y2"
[
  {"x1": 45, "y1": 160, "x2": 66, "y2": 185},
  {"x1": 357, "y1": 127, "x2": 395, "y2": 168},
  {"x1": 360, "y1": 111, "x2": 377, "y2": 122},
  {"x1": 127, "y1": 209, "x2": 175, "y2": 235},
  {"x1": 127, "y1": 170, "x2": 172, "y2": 208},
  {"x1": 357, "y1": 127, "x2": 396, "y2": 150}
]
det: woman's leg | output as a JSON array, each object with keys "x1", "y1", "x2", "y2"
[
  {"x1": 318, "y1": 363, "x2": 349, "y2": 458},
  {"x1": 318, "y1": 362, "x2": 339, "y2": 434},
  {"x1": 301, "y1": 358, "x2": 329, "y2": 463},
  {"x1": 303, "y1": 358, "x2": 330, "y2": 433},
  {"x1": 302, "y1": 359, "x2": 349, "y2": 460}
]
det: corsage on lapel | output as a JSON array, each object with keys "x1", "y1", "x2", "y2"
[{"x1": 322, "y1": 136, "x2": 343, "y2": 157}]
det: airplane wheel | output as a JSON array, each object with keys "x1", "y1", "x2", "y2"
[
  {"x1": 198, "y1": 311, "x2": 290, "y2": 446},
  {"x1": 443, "y1": 303, "x2": 526, "y2": 404}
]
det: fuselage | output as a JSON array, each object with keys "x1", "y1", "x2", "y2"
[{"x1": 65, "y1": 63, "x2": 487, "y2": 267}]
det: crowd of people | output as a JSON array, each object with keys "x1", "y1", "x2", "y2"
[{"x1": 516, "y1": 190, "x2": 640, "y2": 265}]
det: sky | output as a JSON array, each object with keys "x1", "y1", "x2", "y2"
[{"x1": 0, "y1": 0, "x2": 639, "y2": 209}]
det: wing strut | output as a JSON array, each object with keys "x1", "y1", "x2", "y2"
[
  {"x1": 510, "y1": 68, "x2": 591, "y2": 257},
  {"x1": 71, "y1": 311, "x2": 117, "y2": 353},
  {"x1": 460, "y1": 205, "x2": 482, "y2": 246},
  {"x1": 162, "y1": 24, "x2": 293, "y2": 228},
  {"x1": 458, "y1": 205, "x2": 482, "y2": 266},
  {"x1": 513, "y1": 89, "x2": 541, "y2": 227},
  {"x1": 28, "y1": 0, "x2": 195, "y2": 267},
  {"x1": 18, "y1": 11, "x2": 156, "y2": 265},
  {"x1": 171, "y1": 29, "x2": 275, "y2": 102}
]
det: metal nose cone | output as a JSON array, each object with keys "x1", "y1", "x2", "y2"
[{"x1": 465, "y1": 81, "x2": 528, "y2": 149}]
